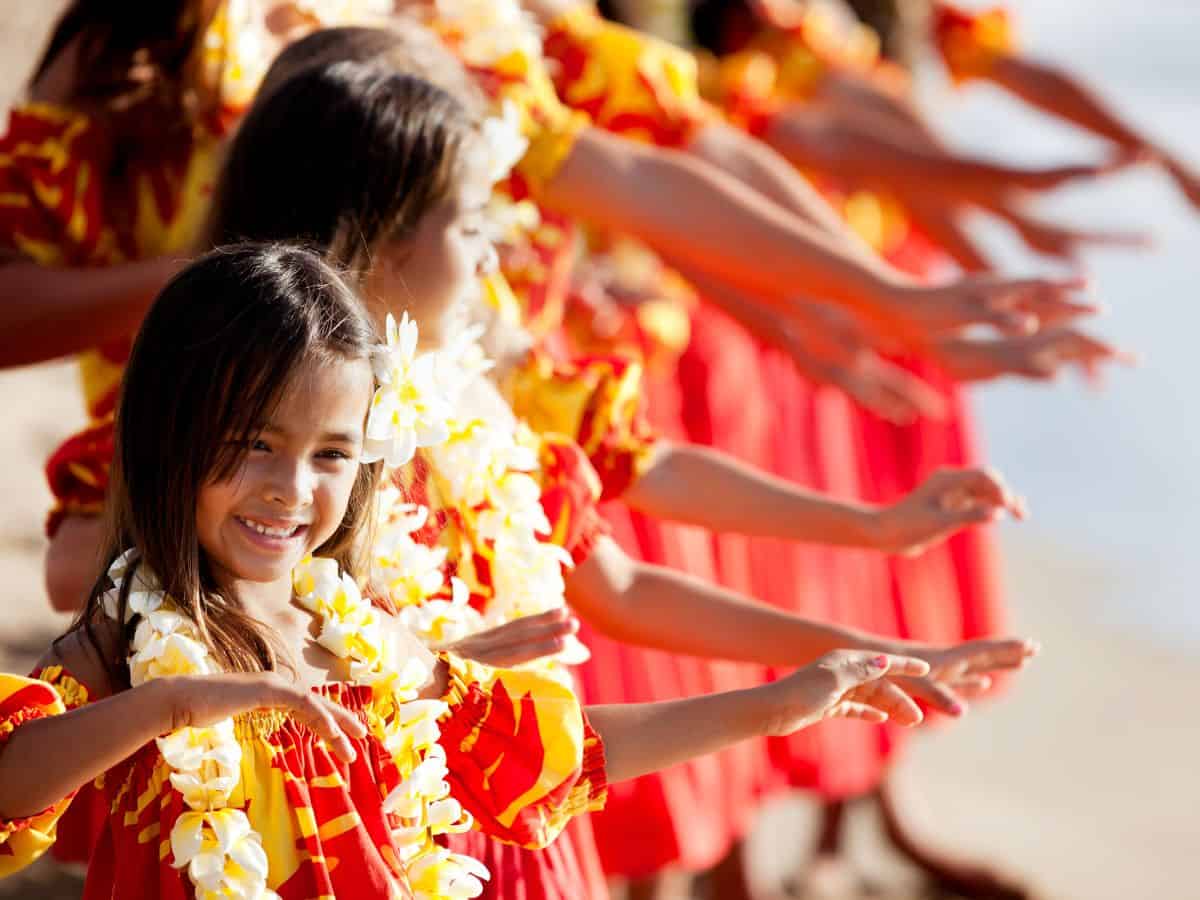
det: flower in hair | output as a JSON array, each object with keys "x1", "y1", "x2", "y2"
[{"x1": 364, "y1": 313, "x2": 455, "y2": 467}]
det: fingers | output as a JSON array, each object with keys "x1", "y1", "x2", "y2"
[
  {"x1": 957, "y1": 637, "x2": 1040, "y2": 674},
  {"x1": 827, "y1": 701, "x2": 889, "y2": 723},
  {"x1": 934, "y1": 466, "x2": 1028, "y2": 520},
  {"x1": 444, "y1": 610, "x2": 580, "y2": 666},
  {"x1": 897, "y1": 676, "x2": 966, "y2": 718},
  {"x1": 994, "y1": 276, "x2": 1100, "y2": 330},
  {"x1": 263, "y1": 681, "x2": 364, "y2": 764},
  {"x1": 948, "y1": 674, "x2": 993, "y2": 698},
  {"x1": 848, "y1": 678, "x2": 924, "y2": 727},
  {"x1": 822, "y1": 650, "x2": 929, "y2": 695},
  {"x1": 481, "y1": 635, "x2": 574, "y2": 668}
]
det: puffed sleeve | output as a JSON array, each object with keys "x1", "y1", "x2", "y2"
[
  {"x1": 536, "y1": 434, "x2": 608, "y2": 566},
  {"x1": 505, "y1": 349, "x2": 658, "y2": 502},
  {"x1": 437, "y1": 655, "x2": 606, "y2": 849},
  {"x1": 43, "y1": 414, "x2": 114, "y2": 537},
  {"x1": 932, "y1": 2, "x2": 1016, "y2": 84},
  {"x1": 0, "y1": 667, "x2": 91, "y2": 876},
  {"x1": 542, "y1": 4, "x2": 713, "y2": 148}
]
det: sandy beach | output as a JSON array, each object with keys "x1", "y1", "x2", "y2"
[{"x1": 0, "y1": 4, "x2": 1196, "y2": 899}]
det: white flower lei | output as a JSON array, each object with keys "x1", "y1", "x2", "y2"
[
  {"x1": 371, "y1": 330, "x2": 589, "y2": 669},
  {"x1": 102, "y1": 546, "x2": 489, "y2": 900},
  {"x1": 103, "y1": 550, "x2": 275, "y2": 900}
]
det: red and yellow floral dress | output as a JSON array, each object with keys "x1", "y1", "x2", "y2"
[
  {"x1": 0, "y1": 653, "x2": 603, "y2": 898},
  {"x1": 0, "y1": 102, "x2": 222, "y2": 535},
  {"x1": 377, "y1": 418, "x2": 612, "y2": 900}
]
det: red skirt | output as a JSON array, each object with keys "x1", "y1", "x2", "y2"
[
  {"x1": 738, "y1": 342, "x2": 902, "y2": 799},
  {"x1": 577, "y1": 307, "x2": 767, "y2": 879}
]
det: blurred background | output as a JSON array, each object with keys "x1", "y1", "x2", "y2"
[{"x1": 0, "y1": 1, "x2": 1196, "y2": 898}]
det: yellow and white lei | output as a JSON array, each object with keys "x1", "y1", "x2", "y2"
[
  {"x1": 103, "y1": 550, "x2": 274, "y2": 900},
  {"x1": 369, "y1": 322, "x2": 589, "y2": 670},
  {"x1": 292, "y1": 557, "x2": 489, "y2": 899},
  {"x1": 102, "y1": 548, "x2": 489, "y2": 900}
]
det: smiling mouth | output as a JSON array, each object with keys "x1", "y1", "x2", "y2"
[{"x1": 234, "y1": 516, "x2": 308, "y2": 543}]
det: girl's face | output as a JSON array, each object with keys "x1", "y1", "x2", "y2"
[
  {"x1": 361, "y1": 172, "x2": 498, "y2": 348},
  {"x1": 196, "y1": 357, "x2": 373, "y2": 588}
]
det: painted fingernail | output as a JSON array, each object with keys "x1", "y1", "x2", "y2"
[
  {"x1": 950, "y1": 702, "x2": 966, "y2": 716},
  {"x1": 871, "y1": 655, "x2": 889, "y2": 669}
]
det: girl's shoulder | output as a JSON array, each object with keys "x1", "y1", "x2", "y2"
[{"x1": 35, "y1": 619, "x2": 122, "y2": 704}]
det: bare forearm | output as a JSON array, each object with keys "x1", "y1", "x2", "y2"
[
  {"x1": 586, "y1": 687, "x2": 766, "y2": 783},
  {"x1": 566, "y1": 539, "x2": 881, "y2": 666},
  {"x1": 0, "y1": 257, "x2": 180, "y2": 367},
  {"x1": 626, "y1": 442, "x2": 879, "y2": 547},
  {"x1": 686, "y1": 122, "x2": 853, "y2": 238},
  {"x1": 0, "y1": 680, "x2": 173, "y2": 819},
  {"x1": 988, "y1": 56, "x2": 1145, "y2": 150},
  {"x1": 542, "y1": 129, "x2": 909, "y2": 320}
]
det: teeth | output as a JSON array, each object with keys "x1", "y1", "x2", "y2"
[{"x1": 238, "y1": 517, "x2": 300, "y2": 538}]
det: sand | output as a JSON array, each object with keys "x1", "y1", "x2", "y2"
[{"x1": 0, "y1": 6, "x2": 1196, "y2": 899}]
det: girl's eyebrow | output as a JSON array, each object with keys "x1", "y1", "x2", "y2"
[{"x1": 260, "y1": 423, "x2": 363, "y2": 443}]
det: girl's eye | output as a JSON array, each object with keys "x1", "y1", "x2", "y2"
[
  {"x1": 250, "y1": 439, "x2": 271, "y2": 453},
  {"x1": 317, "y1": 448, "x2": 352, "y2": 462}
]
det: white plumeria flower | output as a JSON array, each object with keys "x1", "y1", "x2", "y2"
[
  {"x1": 434, "y1": 325, "x2": 496, "y2": 402},
  {"x1": 434, "y1": 0, "x2": 542, "y2": 66},
  {"x1": 426, "y1": 796, "x2": 474, "y2": 836},
  {"x1": 364, "y1": 313, "x2": 455, "y2": 467},
  {"x1": 408, "y1": 845, "x2": 491, "y2": 900},
  {"x1": 170, "y1": 808, "x2": 269, "y2": 892},
  {"x1": 478, "y1": 102, "x2": 530, "y2": 185},
  {"x1": 373, "y1": 527, "x2": 449, "y2": 610},
  {"x1": 129, "y1": 628, "x2": 214, "y2": 686},
  {"x1": 432, "y1": 421, "x2": 538, "y2": 509},
  {"x1": 383, "y1": 699, "x2": 449, "y2": 764},
  {"x1": 399, "y1": 576, "x2": 483, "y2": 646},
  {"x1": 484, "y1": 195, "x2": 541, "y2": 247},
  {"x1": 102, "y1": 549, "x2": 164, "y2": 622},
  {"x1": 157, "y1": 721, "x2": 240, "y2": 774},
  {"x1": 476, "y1": 472, "x2": 551, "y2": 542},
  {"x1": 292, "y1": 555, "x2": 344, "y2": 612}
]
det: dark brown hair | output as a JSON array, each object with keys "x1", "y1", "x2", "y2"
[
  {"x1": 31, "y1": 0, "x2": 211, "y2": 135},
  {"x1": 74, "y1": 243, "x2": 381, "y2": 686},
  {"x1": 209, "y1": 54, "x2": 477, "y2": 282}
]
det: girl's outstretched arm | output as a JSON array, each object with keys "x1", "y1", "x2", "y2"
[
  {"x1": 591, "y1": 650, "x2": 929, "y2": 783},
  {"x1": 625, "y1": 444, "x2": 1025, "y2": 556},
  {"x1": 565, "y1": 536, "x2": 1035, "y2": 716},
  {"x1": 540, "y1": 129, "x2": 1094, "y2": 343},
  {"x1": 0, "y1": 257, "x2": 181, "y2": 368},
  {"x1": 0, "y1": 633, "x2": 365, "y2": 821}
]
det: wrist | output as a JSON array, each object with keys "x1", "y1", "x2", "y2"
[{"x1": 149, "y1": 677, "x2": 192, "y2": 734}]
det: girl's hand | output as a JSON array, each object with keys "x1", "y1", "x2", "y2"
[
  {"x1": 441, "y1": 609, "x2": 581, "y2": 668},
  {"x1": 939, "y1": 329, "x2": 1137, "y2": 385},
  {"x1": 162, "y1": 673, "x2": 368, "y2": 763},
  {"x1": 1002, "y1": 210, "x2": 1152, "y2": 267},
  {"x1": 760, "y1": 651, "x2": 931, "y2": 736},
  {"x1": 885, "y1": 273, "x2": 1099, "y2": 343},
  {"x1": 823, "y1": 352, "x2": 948, "y2": 426},
  {"x1": 874, "y1": 467, "x2": 1027, "y2": 557},
  {"x1": 782, "y1": 303, "x2": 947, "y2": 425},
  {"x1": 893, "y1": 637, "x2": 1040, "y2": 718}
]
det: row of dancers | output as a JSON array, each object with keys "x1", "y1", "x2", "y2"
[{"x1": 0, "y1": 1, "x2": 1183, "y2": 898}]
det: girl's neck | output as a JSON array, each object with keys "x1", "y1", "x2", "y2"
[{"x1": 227, "y1": 575, "x2": 301, "y2": 631}]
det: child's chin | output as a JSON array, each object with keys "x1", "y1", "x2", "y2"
[{"x1": 233, "y1": 552, "x2": 306, "y2": 584}]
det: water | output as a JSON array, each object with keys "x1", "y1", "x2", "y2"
[{"x1": 923, "y1": 1, "x2": 1200, "y2": 647}]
